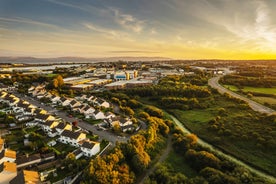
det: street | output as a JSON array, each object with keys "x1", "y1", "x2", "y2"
[{"x1": 14, "y1": 92, "x2": 129, "y2": 145}]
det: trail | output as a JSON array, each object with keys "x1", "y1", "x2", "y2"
[{"x1": 138, "y1": 136, "x2": 172, "y2": 184}]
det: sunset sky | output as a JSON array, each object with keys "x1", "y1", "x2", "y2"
[{"x1": 1, "y1": 0, "x2": 276, "y2": 59}]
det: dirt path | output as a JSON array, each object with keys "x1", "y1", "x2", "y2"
[{"x1": 137, "y1": 135, "x2": 172, "y2": 184}]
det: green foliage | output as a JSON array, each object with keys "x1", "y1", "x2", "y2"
[{"x1": 145, "y1": 106, "x2": 164, "y2": 118}]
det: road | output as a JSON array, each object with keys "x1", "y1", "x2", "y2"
[
  {"x1": 14, "y1": 92, "x2": 128, "y2": 145},
  {"x1": 169, "y1": 115, "x2": 276, "y2": 183},
  {"x1": 208, "y1": 76, "x2": 275, "y2": 115}
]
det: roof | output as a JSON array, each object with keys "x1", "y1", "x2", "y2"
[
  {"x1": 83, "y1": 106, "x2": 92, "y2": 111},
  {"x1": 61, "y1": 130, "x2": 84, "y2": 140},
  {"x1": 4, "y1": 150, "x2": 16, "y2": 159},
  {"x1": 16, "y1": 154, "x2": 41, "y2": 165},
  {"x1": 81, "y1": 141, "x2": 96, "y2": 149},
  {"x1": 10, "y1": 170, "x2": 41, "y2": 184},
  {"x1": 0, "y1": 138, "x2": 4, "y2": 148},
  {"x1": 0, "y1": 162, "x2": 17, "y2": 172},
  {"x1": 55, "y1": 123, "x2": 66, "y2": 130}
]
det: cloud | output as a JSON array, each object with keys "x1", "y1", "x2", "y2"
[
  {"x1": 111, "y1": 8, "x2": 144, "y2": 33},
  {"x1": 0, "y1": 17, "x2": 60, "y2": 29}
]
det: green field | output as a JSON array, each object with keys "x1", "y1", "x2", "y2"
[
  {"x1": 252, "y1": 96, "x2": 276, "y2": 105},
  {"x1": 168, "y1": 94, "x2": 276, "y2": 176},
  {"x1": 242, "y1": 86, "x2": 276, "y2": 95},
  {"x1": 223, "y1": 85, "x2": 276, "y2": 95}
]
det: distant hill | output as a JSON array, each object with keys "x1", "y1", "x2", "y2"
[{"x1": 0, "y1": 56, "x2": 171, "y2": 64}]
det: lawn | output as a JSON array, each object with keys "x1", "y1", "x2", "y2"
[{"x1": 53, "y1": 142, "x2": 75, "y2": 155}]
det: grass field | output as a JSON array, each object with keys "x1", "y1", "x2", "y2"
[
  {"x1": 166, "y1": 94, "x2": 276, "y2": 176},
  {"x1": 223, "y1": 85, "x2": 276, "y2": 95},
  {"x1": 252, "y1": 96, "x2": 276, "y2": 105},
  {"x1": 242, "y1": 86, "x2": 276, "y2": 95}
]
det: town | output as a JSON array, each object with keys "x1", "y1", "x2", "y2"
[{"x1": 0, "y1": 59, "x2": 276, "y2": 183}]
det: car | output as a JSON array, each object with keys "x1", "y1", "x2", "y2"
[{"x1": 68, "y1": 115, "x2": 73, "y2": 118}]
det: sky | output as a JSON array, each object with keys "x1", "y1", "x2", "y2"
[{"x1": 1, "y1": 0, "x2": 276, "y2": 59}]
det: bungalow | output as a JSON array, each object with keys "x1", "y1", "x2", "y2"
[
  {"x1": 58, "y1": 130, "x2": 86, "y2": 147},
  {"x1": 69, "y1": 100, "x2": 81, "y2": 109},
  {"x1": 109, "y1": 117, "x2": 134, "y2": 132},
  {"x1": 82, "y1": 106, "x2": 95, "y2": 116},
  {"x1": 80, "y1": 141, "x2": 100, "y2": 157},
  {"x1": 59, "y1": 97, "x2": 71, "y2": 106},
  {"x1": 105, "y1": 112, "x2": 116, "y2": 119},
  {"x1": 35, "y1": 114, "x2": 55, "y2": 123},
  {"x1": 51, "y1": 95, "x2": 60, "y2": 104},
  {"x1": 55, "y1": 123, "x2": 72, "y2": 135},
  {"x1": 0, "y1": 149, "x2": 16, "y2": 164},
  {"x1": 41, "y1": 120, "x2": 59, "y2": 133},
  {"x1": 91, "y1": 110, "x2": 105, "y2": 120},
  {"x1": 95, "y1": 98, "x2": 110, "y2": 108}
]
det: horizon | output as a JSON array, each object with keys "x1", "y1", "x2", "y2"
[{"x1": 1, "y1": 0, "x2": 276, "y2": 60}]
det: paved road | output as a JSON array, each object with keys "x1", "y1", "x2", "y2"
[
  {"x1": 208, "y1": 76, "x2": 275, "y2": 115},
  {"x1": 14, "y1": 92, "x2": 128, "y2": 145},
  {"x1": 169, "y1": 115, "x2": 276, "y2": 183}
]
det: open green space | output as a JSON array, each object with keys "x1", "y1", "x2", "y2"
[
  {"x1": 169, "y1": 94, "x2": 276, "y2": 176},
  {"x1": 252, "y1": 96, "x2": 276, "y2": 105},
  {"x1": 224, "y1": 84, "x2": 276, "y2": 95}
]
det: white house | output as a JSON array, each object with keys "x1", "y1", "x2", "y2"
[
  {"x1": 80, "y1": 141, "x2": 100, "y2": 157},
  {"x1": 41, "y1": 120, "x2": 59, "y2": 133},
  {"x1": 51, "y1": 96, "x2": 60, "y2": 104},
  {"x1": 109, "y1": 117, "x2": 134, "y2": 132},
  {"x1": 55, "y1": 123, "x2": 72, "y2": 135},
  {"x1": 69, "y1": 100, "x2": 81, "y2": 109},
  {"x1": 59, "y1": 97, "x2": 72, "y2": 106},
  {"x1": 82, "y1": 106, "x2": 95, "y2": 116},
  {"x1": 58, "y1": 130, "x2": 86, "y2": 147},
  {"x1": 95, "y1": 98, "x2": 110, "y2": 108},
  {"x1": 91, "y1": 110, "x2": 105, "y2": 120}
]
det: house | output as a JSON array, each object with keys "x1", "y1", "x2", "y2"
[
  {"x1": 0, "y1": 162, "x2": 17, "y2": 184},
  {"x1": 94, "y1": 98, "x2": 110, "y2": 108},
  {"x1": 51, "y1": 95, "x2": 60, "y2": 104},
  {"x1": 34, "y1": 108, "x2": 48, "y2": 115},
  {"x1": 69, "y1": 100, "x2": 81, "y2": 109},
  {"x1": 0, "y1": 149, "x2": 16, "y2": 164},
  {"x1": 35, "y1": 114, "x2": 55, "y2": 123},
  {"x1": 72, "y1": 149, "x2": 83, "y2": 160},
  {"x1": 80, "y1": 141, "x2": 100, "y2": 157},
  {"x1": 91, "y1": 110, "x2": 105, "y2": 120},
  {"x1": 55, "y1": 123, "x2": 72, "y2": 135},
  {"x1": 82, "y1": 106, "x2": 95, "y2": 116},
  {"x1": 86, "y1": 95, "x2": 95, "y2": 102},
  {"x1": 10, "y1": 170, "x2": 41, "y2": 184},
  {"x1": 109, "y1": 117, "x2": 134, "y2": 132},
  {"x1": 75, "y1": 94, "x2": 87, "y2": 101},
  {"x1": 58, "y1": 130, "x2": 86, "y2": 147},
  {"x1": 59, "y1": 97, "x2": 72, "y2": 106},
  {"x1": 105, "y1": 112, "x2": 116, "y2": 119},
  {"x1": 41, "y1": 120, "x2": 59, "y2": 133}
]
